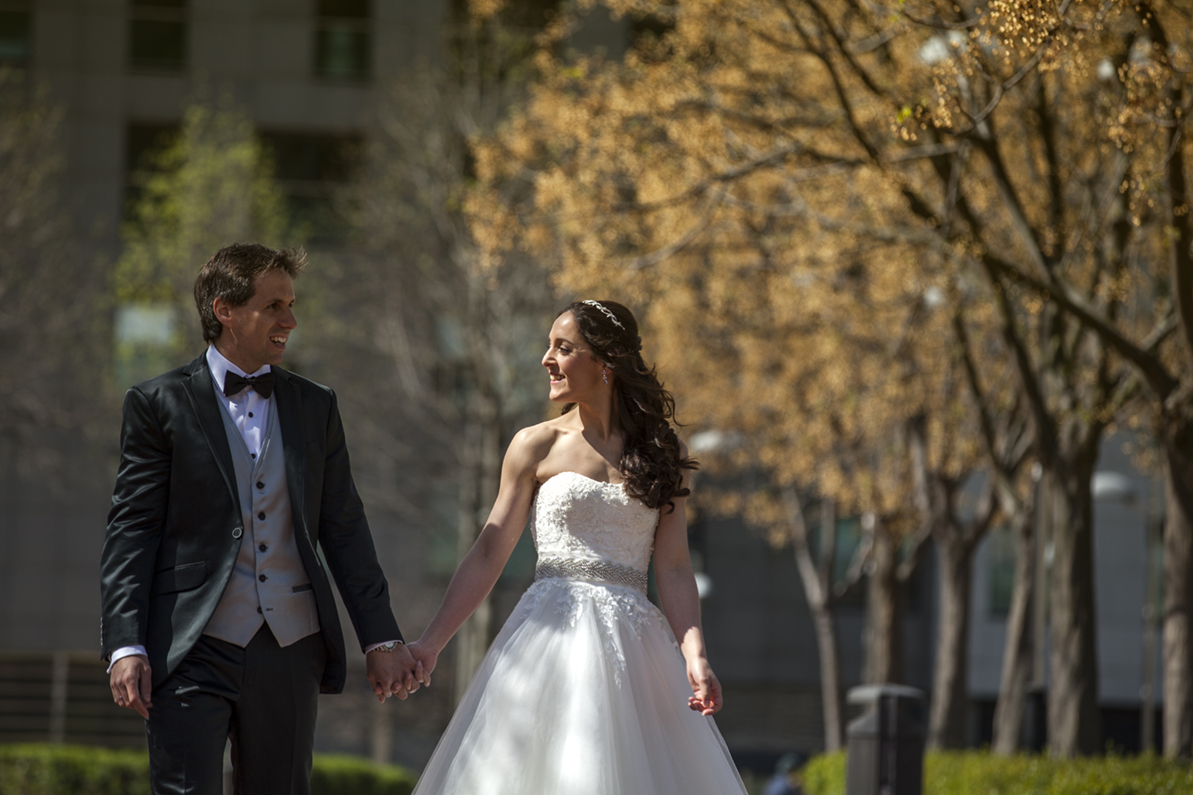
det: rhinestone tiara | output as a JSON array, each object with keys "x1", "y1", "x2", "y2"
[{"x1": 581, "y1": 299, "x2": 625, "y2": 330}]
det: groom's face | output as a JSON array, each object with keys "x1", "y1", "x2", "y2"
[{"x1": 213, "y1": 269, "x2": 297, "y2": 373}]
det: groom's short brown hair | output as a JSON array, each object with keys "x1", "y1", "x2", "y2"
[{"x1": 194, "y1": 243, "x2": 306, "y2": 343}]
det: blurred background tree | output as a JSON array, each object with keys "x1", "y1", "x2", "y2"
[
  {"x1": 469, "y1": 0, "x2": 1193, "y2": 758},
  {"x1": 0, "y1": 70, "x2": 107, "y2": 475},
  {"x1": 319, "y1": 6, "x2": 556, "y2": 705},
  {"x1": 113, "y1": 97, "x2": 291, "y2": 386}
]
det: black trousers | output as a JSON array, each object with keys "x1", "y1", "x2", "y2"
[{"x1": 146, "y1": 626, "x2": 327, "y2": 795}]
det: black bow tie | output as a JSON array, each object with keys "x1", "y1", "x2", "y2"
[{"x1": 223, "y1": 371, "x2": 275, "y2": 398}]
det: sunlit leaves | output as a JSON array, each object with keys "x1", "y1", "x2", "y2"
[
  {"x1": 114, "y1": 100, "x2": 290, "y2": 353},
  {"x1": 470, "y1": 0, "x2": 1190, "y2": 540}
]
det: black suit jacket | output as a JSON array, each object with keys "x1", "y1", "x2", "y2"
[{"x1": 100, "y1": 352, "x2": 401, "y2": 693}]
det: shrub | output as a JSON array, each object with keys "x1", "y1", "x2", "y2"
[
  {"x1": 0, "y1": 744, "x2": 150, "y2": 795},
  {"x1": 801, "y1": 750, "x2": 1193, "y2": 795},
  {"x1": 310, "y1": 754, "x2": 417, "y2": 795},
  {"x1": 802, "y1": 750, "x2": 846, "y2": 795},
  {"x1": 0, "y1": 745, "x2": 417, "y2": 795}
]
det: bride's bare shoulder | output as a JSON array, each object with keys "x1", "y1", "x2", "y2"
[{"x1": 506, "y1": 418, "x2": 566, "y2": 465}]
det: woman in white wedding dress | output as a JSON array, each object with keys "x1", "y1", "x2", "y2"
[{"x1": 404, "y1": 300, "x2": 748, "y2": 795}]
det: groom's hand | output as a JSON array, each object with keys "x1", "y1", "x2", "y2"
[
  {"x1": 110, "y1": 655, "x2": 153, "y2": 719},
  {"x1": 366, "y1": 644, "x2": 427, "y2": 703}
]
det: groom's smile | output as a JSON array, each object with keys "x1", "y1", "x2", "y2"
[{"x1": 212, "y1": 269, "x2": 298, "y2": 374}]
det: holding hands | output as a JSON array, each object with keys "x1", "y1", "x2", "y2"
[
  {"x1": 366, "y1": 642, "x2": 431, "y2": 702},
  {"x1": 405, "y1": 640, "x2": 440, "y2": 681},
  {"x1": 112, "y1": 642, "x2": 433, "y2": 712}
]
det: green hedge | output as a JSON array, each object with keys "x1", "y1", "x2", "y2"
[
  {"x1": 802, "y1": 750, "x2": 1193, "y2": 795},
  {"x1": 802, "y1": 750, "x2": 846, "y2": 795},
  {"x1": 0, "y1": 745, "x2": 149, "y2": 795},
  {"x1": 310, "y1": 754, "x2": 416, "y2": 795},
  {"x1": 0, "y1": 745, "x2": 416, "y2": 795}
]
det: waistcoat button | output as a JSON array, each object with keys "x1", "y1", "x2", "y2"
[
  {"x1": 259, "y1": 574, "x2": 267, "y2": 582},
  {"x1": 257, "y1": 512, "x2": 266, "y2": 520}
]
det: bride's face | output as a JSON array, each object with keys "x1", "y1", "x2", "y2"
[{"x1": 543, "y1": 312, "x2": 605, "y2": 402}]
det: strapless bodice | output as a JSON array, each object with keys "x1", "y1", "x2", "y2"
[{"x1": 531, "y1": 471, "x2": 660, "y2": 573}]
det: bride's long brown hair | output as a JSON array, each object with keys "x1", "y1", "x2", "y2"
[{"x1": 560, "y1": 300, "x2": 697, "y2": 512}]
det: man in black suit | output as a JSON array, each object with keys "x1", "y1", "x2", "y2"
[{"x1": 101, "y1": 244, "x2": 426, "y2": 795}]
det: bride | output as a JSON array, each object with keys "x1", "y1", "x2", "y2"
[{"x1": 405, "y1": 300, "x2": 748, "y2": 794}]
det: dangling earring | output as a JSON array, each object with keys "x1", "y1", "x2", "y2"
[{"x1": 602, "y1": 368, "x2": 609, "y2": 385}]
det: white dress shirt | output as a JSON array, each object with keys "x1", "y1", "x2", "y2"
[{"x1": 205, "y1": 345, "x2": 272, "y2": 460}]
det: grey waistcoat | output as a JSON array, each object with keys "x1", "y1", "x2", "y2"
[{"x1": 203, "y1": 398, "x2": 320, "y2": 647}]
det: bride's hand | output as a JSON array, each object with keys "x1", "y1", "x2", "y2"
[
  {"x1": 407, "y1": 640, "x2": 439, "y2": 686},
  {"x1": 686, "y1": 657, "x2": 723, "y2": 716}
]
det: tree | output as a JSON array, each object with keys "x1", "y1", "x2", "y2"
[
  {"x1": 473, "y1": 61, "x2": 992, "y2": 745},
  {"x1": 329, "y1": 15, "x2": 555, "y2": 705},
  {"x1": 948, "y1": 2, "x2": 1193, "y2": 755},
  {"x1": 115, "y1": 97, "x2": 290, "y2": 373},
  {"x1": 924, "y1": 311, "x2": 1035, "y2": 750},
  {"x1": 0, "y1": 71, "x2": 106, "y2": 468},
  {"x1": 887, "y1": 0, "x2": 1192, "y2": 756},
  {"x1": 783, "y1": 494, "x2": 864, "y2": 752},
  {"x1": 469, "y1": 0, "x2": 1187, "y2": 757},
  {"x1": 952, "y1": 312, "x2": 1040, "y2": 755}
]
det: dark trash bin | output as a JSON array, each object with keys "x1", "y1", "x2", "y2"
[{"x1": 845, "y1": 684, "x2": 925, "y2": 795}]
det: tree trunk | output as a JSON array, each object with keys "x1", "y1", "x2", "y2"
[
  {"x1": 812, "y1": 605, "x2": 845, "y2": 751},
  {"x1": 992, "y1": 503, "x2": 1036, "y2": 755},
  {"x1": 1162, "y1": 408, "x2": 1193, "y2": 758},
  {"x1": 927, "y1": 526, "x2": 974, "y2": 749},
  {"x1": 1045, "y1": 441, "x2": 1102, "y2": 757},
  {"x1": 865, "y1": 523, "x2": 905, "y2": 685},
  {"x1": 788, "y1": 494, "x2": 847, "y2": 752},
  {"x1": 452, "y1": 397, "x2": 502, "y2": 705}
]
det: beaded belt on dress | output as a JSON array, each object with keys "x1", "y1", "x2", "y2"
[{"x1": 534, "y1": 556, "x2": 648, "y2": 595}]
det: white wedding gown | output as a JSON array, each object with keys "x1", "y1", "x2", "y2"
[{"x1": 411, "y1": 471, "x2": 749, "y2": 795}]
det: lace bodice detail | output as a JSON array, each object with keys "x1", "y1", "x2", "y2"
[{"x1": 531, "y1": 471, "x2": 660, "y2": 572}]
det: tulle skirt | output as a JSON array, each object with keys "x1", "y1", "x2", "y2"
[{"x1": 411, "y1": 577, "x2": 748, "y2": 795}]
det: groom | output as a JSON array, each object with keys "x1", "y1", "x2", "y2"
[{"x1": 101, "y1": 244, "x2": 425, "y2": 795}]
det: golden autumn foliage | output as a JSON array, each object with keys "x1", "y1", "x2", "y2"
[
  {"x1": 470, "y1": 0, "x2": 1193, "y2": 755},
  {"x1": 470, "y1": 0, "x2": 1069, "y2": 523},
  {"x1": 472, "y1": 0, "x2": 1189, "y2": 521}
]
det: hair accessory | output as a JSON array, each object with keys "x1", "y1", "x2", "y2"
[
  {"x1": 603, "y1": 368, "x2": 609, "y2": 385},
  {"x1": 582, "y1": 300, "x2": 625, "y2": 330}
]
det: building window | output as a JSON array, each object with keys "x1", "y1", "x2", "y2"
[
  {"x1": 260, "y1": 131, "x2": 360, "y2": 243},
  {"x1": 314, "y1": 0, "x2": 370, "y2": 82},
  {"x1": 123, "y1": 123, "x2": 180, "y2": 218},
  {"x1": 803, "y1": 514, "x2": 867, "y2": 608},
  {"x1": 129, "y1": 0, "x2": 187, "y2": 73},
  {"x1": 0, "y1": 1, "x2": 31, "y2": 67},
  {"x1": 115, "y1": 303, "x2": 178, "y2": 387},
  {"x1": 987, "y1": 526, "x2": 1016, "y2": 618}
]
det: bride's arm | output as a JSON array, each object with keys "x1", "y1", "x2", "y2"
[
  {"x1": 406, "y1": 426, "x2": 545, "y2": 678},
  {"x1": 654, "y1": 468, "x2": 724, "y2": 716}
]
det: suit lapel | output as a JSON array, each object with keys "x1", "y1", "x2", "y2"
[
  {"x1": 272, "y1": 368, "x2": 309, "y2": 540},
  {"x1": 180, "y1": 353, "x2": 240, "y2": 508}
]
